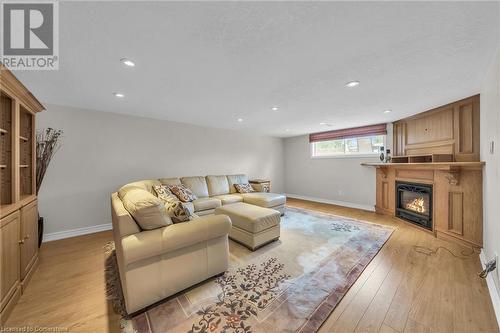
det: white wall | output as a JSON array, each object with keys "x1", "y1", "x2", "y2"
[
  {"x1": 481, "y1": 47, "x2": 500, "y2": 295},
  {"x1": 283, "y1": 135, "x2": 380, "y2": 211},
  {"x1": 36, "y1": 104, "x2": 285, "y2": 235}
]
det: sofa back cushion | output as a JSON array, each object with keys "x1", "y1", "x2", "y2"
[
  {"x1": 159, "y1": 177, "x2": 182, "y2": 187},
  {"x1": 120, "y1": 188, "x2": 172, "y2": 230},
  {"x1": 118, "y1": 179, "x2": 162, "y2": 198},
  {"x1": 181, "y1": 176, "x2": 209, "y2": 198},
  {"x1": 206, "y1": 175, "x2": 230, "y2": 196},
  {"x1": 227, "y1": 174, "x2": 249, "y2": 194}
]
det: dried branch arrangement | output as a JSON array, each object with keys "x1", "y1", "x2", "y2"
[{"x1": 36, "y1": 128, "x2": 63, "y2": 195}]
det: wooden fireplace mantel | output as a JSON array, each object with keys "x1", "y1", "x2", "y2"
[
  {"x1": 361, "y1": 161, "x2": 485, "y2": 170},
  {"x1": 362, "y1": 162, "x2": 485, "y2": 248},
  {"x1": 359, "y1": 95, "x2": 485, "y2": 248}
]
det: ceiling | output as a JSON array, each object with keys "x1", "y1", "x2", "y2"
[{"x1": 16, "y1": 1, "x2": 500, "y2": 137}]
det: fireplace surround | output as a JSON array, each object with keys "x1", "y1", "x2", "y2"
[{"x1": 395, "y1": 181, "x2": 433, "y2": 230}]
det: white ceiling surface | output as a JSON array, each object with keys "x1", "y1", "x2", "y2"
[{"x1": 16, "y1": 1, "x2": 500, "y2": 137}]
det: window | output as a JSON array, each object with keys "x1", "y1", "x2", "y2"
[{"x1": 311, "y1": 135, "x2": 385, "y2": 157}]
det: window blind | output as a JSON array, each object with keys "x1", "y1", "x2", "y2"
[{"x1": 309, "y1": 123, "x2": 387, "y2": 143}]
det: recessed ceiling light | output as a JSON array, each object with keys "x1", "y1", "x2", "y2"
[
  {"x1": 271, "y1": 106, "x2": 279, "y2": 111},
  {"x1": 345, "y1": 81, "x2": 360, "y2": 88},
  {"x1": 120, "y1": 58, "x2": 135, "y2": 67},
  {"x1": 113, "y1": 92, "x2": 125, "y2": 98},
  {"x1": 237, "y1": 118, "x2": 243, "y2": 122},
  {"x1": 319, "y1": 122, "x2": 327, "y2": 125},
  {"x1": 383, "y1": 110, "x2": 392, "y2": 114},
  {"x1": 285, "y1": 128, "x2": 290, "y2": 132}
]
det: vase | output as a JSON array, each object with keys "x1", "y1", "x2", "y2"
[{"x1": 38, "y1": 216, "x2": 44, "y2": 248}]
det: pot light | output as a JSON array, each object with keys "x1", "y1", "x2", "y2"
[
  {"x1": 120, "y1": 58, "x2": 135, "y2": 67},
  {"x1": 237, "y1": 118, "x2": 243, "y2": 122},
  {"x1": 285, "y1": 128, "x2": 290, "y2": 132},
  {"x1": 345, "y1": 81, "x2": 360, "y2": 88},
  {"x1": 271, "y1": 106, "x2": 279, "y2": 111},
  {"x1": 113, "y1": 92, "x2": 125, "y2": 98},
  {"x1": 319, "y1": 122, "x2": 326, "y2": 125},
  {"x1": 383, "y1": 110, "x2": 392, "y2": 114}
]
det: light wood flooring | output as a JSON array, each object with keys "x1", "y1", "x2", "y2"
[{"x1": 5, "y1": 198, "x2": 499, "y2": 332}]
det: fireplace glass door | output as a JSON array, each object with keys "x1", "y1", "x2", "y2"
[{"x1": 396, "y1": 182, "x2": 433, "y2": 230}]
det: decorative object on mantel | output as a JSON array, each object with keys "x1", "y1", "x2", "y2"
[
  {"x1": 36, "y1": 127, "x2": 63, "y2": 247},
  {"x1": 379, "y1": 146, "x2": 385, "y2": 162},
  {"x1": 385, "y1": 148, "x2": 391, "y2": 163}
]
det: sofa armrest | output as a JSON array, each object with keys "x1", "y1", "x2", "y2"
[
  {"x1": 111, "y1": 192, "x2": 141, "y2": 238},
  {"x1": 121, "y1": 214, "x2": 231, "y2": 266}
]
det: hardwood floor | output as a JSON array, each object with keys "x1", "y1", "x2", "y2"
[{"x1": 4, "y1": 198, "x2": 499, "y2": 332}]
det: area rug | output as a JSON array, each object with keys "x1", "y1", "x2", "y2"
[{"x1": 105, "y1": 207, "x2": 394, "y2": 333}]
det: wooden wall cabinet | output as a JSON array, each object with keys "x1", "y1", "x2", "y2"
[
  {"x1": 368, "y1": 94, "x2": 483, "y2": 248},
  {"x1": 0, "y1": 212, "x2": 21, "y2": 324},
  {"x1": 20, "y1": 200, "x2": 38, "y2": 284},
  {"x1": 393, "y1": 95, "x2": 479, "y2": 161},
  {"x1": 0, "y1": 66, "x2": 44, "y2": 324}
]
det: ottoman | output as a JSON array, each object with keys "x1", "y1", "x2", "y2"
[{"x1": 215, "y1": 202, "x2": 281, "y2": 250}]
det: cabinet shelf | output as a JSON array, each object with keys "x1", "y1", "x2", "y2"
[
  {"x1": 389, "y1": 154, "x2": 453, "y2": 164},
  {"x1": 0, "y1": 128, "x2": 7, "y2": 135},
  {"x1": 19, "y1": 165, "x2": 29, "y2": 168},
  {"x1": 19, "y1": 136, "x2": 28, "y2": 142},
  {"x1": 0, "y1": 165, "x2": 7, "y2": 168}
]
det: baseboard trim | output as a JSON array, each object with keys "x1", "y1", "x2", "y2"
[
  {"x1": 286, "y1": 193, "x2": 375, "y2": 212},
  {"x1": 480, "y1": 249, "x2": 500, "y2": 325},
  {"x1": 43, "y1": 223, "x2": 112, "y2": 242}
]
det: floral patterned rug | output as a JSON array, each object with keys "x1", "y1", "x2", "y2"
[{"x1": 105, "y1": 207, "x2": 394, "y2": 333}]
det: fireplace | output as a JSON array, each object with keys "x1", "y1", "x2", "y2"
[{"x1": 395, "y1": 181, "x2": 433, "y2": 230}]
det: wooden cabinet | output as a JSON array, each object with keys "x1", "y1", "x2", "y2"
[
  {"x1": 0, "y1": 66, "x2": 44, "y2": 324},
  {"x1": 406, "y1": 106, "x2": 454, "y2": 145},
  {"x1": 20, "y1": 200, "x2": 38, "y2": 282},
  {"x1": 0, "y1": 212, "x2": 21, "y2": 324},
  {"x1": 393, "y1": 95, "x2": 479, "y2": 161}
]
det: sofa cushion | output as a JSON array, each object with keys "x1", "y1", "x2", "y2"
[
  {"x1": 182, "y1": 201, "x2": 194, "y2": 215},
  {"x1": 153, "y1": 185, "x2": 191, "y2": 223},
  {"x1": 241, "y1": 192, "x2": 286, "y2": 208},
  {"x1": 206, "y1": 175, "x2": 230, "y2": 196},
  {"x1": 234, "y1": 183, "x2": 255, "y2": 193},
  {"x1": 159, "y1": 177, "x2": 182, "y2": 187},
  {"x1": 181, "y1": 176, "x2": 209, "y2": 198},
  {"x1": 120, "y1": 188, "x2": 172, "y2": 230},
  {"x1": 227, "y1": 174, "x2": 249, "y2": 194},
  {"x1": 169, "y1": 185, "x2": 198, "y2": 202},
  {"x1": 193, "y1": 197, "x2": 222, "y2": 212},
  {"x1": 212, "y1": 194, "x2": 244, "y2": 205},
  {"x1": 215, "y1": 202, "x2": 280, "y2": 233}
]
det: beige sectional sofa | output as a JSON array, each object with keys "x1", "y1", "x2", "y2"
[
  {"x1": 110, "y1": 174, "x2": 285, "y2": 314},
  {"x1": 158, "y1": 174, "x2": 285, "y2": 215}
]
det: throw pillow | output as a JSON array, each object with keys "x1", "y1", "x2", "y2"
[
  {"x1": 168, "y1": 184, "x2": 198, "y2": 202},
  {"x1": 120, "y1": 188, "x2": 173, "y2": 230},
  {"x1": 153, "y1": 185, "x2": 191, "y2": 223},
  {"x1": 234, "y1": 183, "x2": 255, "y2": 193}
]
